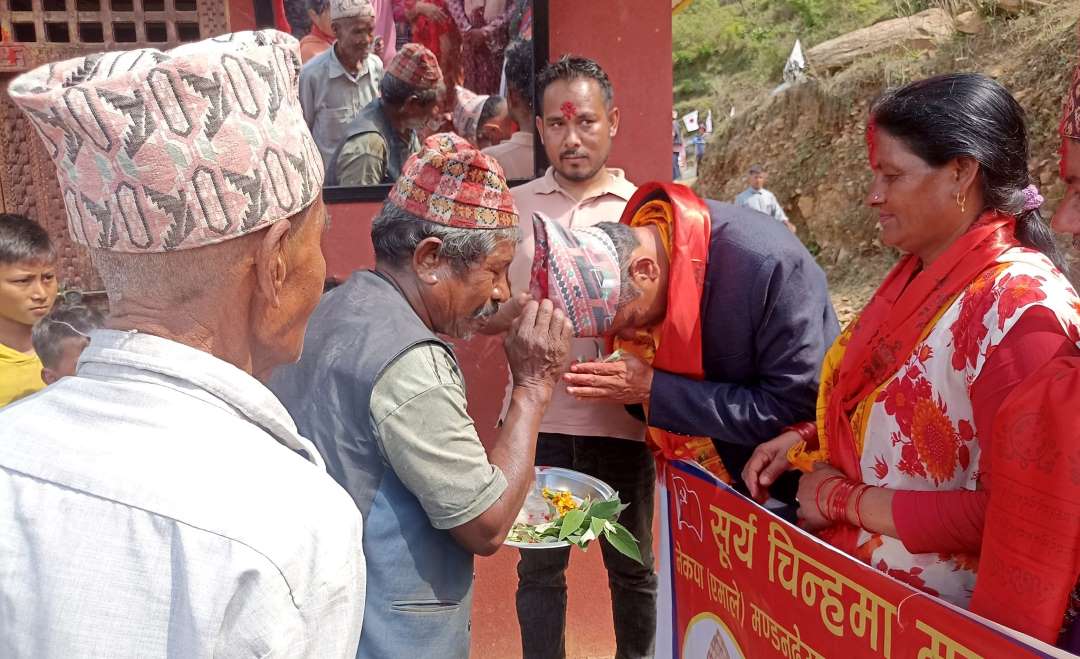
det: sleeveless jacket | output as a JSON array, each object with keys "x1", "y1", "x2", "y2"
[
  {"x1": 270, "y1": 270, "x2": 474, "y2": 658},
  {"x1": 325, "y1": 99, "x2": 413, "y2": 186}
]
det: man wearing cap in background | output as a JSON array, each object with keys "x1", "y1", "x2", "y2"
[
  {"x1": 1, "y1": 31, "x2": 366, "y2": 657},
  {"x1": 734, "y1": 164, "x2": 796, "y2": 233},
  {"x1": 328, "y1": 42, "x2": 443, "y2": 186},
  {"x1": 271, "y1": 132, "x2": 572, "y2": 658},
  {"x1": 452, "y1": 91, "x2": 511, "y2": 149},
  {"x1": 300, "y1": 0, "x2": 384, "y2": 170}
]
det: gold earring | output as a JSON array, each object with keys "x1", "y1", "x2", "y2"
[{"x1": 956, "y1": 191, "x2": 966, "y2": 214}]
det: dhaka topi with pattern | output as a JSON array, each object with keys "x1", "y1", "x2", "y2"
[
  {"x1": 7, "y1": 30, "x2": 323, "y2": 254},
  {"x1": 385, "y1": 43, "x2": 443, "y2": 90},
  {"x1": 387, "y1": 132, "x2": 517, "y2": 229},
  {"x1": 330, "y1": 0, "x2": 375, "y2": 21},
  {"x1": 529, "y1": 212, "x2": 622, "y2": 337},
  {"x1": 452, "y1": 91, "x2": 489, "y2": 146}
]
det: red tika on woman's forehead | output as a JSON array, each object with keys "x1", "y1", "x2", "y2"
[
  {"x1": 1061, "y1": 61, "x2": 1080, "y2": 141},
  {"x1": 866, "y1": 120, "x2": 879, "y2": 167}
]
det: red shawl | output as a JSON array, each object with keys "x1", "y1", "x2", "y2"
[
  {"x1": 791, "y1": 212, "x2": 1021, "y2": 552},
  {"x1": 970, "y1": 357, "x2": 1080, "y2": 643}
]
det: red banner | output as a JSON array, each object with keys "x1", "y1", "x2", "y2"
[{"x1": 661, "y1": 460, "x2": 1064, "y2": 659}]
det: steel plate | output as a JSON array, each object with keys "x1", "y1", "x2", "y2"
[{"x1": 504, "y1": 466, "x2": 618, "y2": 549}]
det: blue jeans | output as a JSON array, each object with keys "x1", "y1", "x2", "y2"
[
  {"x1": 672, "y1": 152, "x2": 681, "y2": 180},
  {"x1": 516, "y1": 434, "x2": 657, "y2": 659}
]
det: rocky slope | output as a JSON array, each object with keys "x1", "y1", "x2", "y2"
[{"x1": 691, "y1": 2, "x2": 1080, "y2": 321}]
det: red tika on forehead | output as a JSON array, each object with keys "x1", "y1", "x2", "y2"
[
  {"x1": 866, "y1": 120, "x2": 879, "y2": 167},
  {"x1": 560, "y1": 101, "x2": 577, "y2": 121},
  {"x1": 1062, "y1": 61, "x2": 1080, "y2": 141}
]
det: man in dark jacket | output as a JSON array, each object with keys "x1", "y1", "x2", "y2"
[{"x1": 560, "y1": 182, "x2": 838, "y2": 497}]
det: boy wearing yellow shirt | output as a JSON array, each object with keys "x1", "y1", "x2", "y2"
[{"x1": 0, "y1": 214, "x2": 57, "y2": 407}]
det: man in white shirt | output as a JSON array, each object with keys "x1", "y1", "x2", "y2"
[
  {"x1": 735, "y1": 164, "x2": 796, "y2": 233},
  {"x1": 300, "y1": 0, "x2": 384, "y2": 170},
  {"x1": 480, "y1": 55, "x2": 655, "y2": 659},
  {"x1": 2, "y1": 30, "x2": 365, "y2": 659}
]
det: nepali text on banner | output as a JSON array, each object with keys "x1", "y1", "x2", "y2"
[{"x1": 658, "y1": 459, "x2": 1073, "y2": 659}]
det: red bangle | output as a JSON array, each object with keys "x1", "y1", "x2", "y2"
[
  {"x1": 814, "y1": 476, "x2": 844, "y2": 521},
  {"x1": 783, "y1": 422, "x2": 818, "y2": 445},
  {"x1": 827, "y1": 479, "x2": 860, "y2": 523},
  {"x1": 853, "y1": 484, "x2": 872, "y2": 529}
]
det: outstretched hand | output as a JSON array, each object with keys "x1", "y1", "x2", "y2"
[
  {"x1": 741, "y1": 430, "x2": 800, "y2": 503},
  {"x1": 564, "y1": 352, "x2": 654, "y2": 404}
]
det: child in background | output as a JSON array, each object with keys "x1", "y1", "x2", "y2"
[
  {"x1": 32, "y1": 304, "x2": 104, "y2": 384},
  {"x1": 0, "y1": 213, "x2": 57, "y2": 407}
]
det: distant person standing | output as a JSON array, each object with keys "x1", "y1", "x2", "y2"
[
  {"x1": 299, "y1": 0, "x2": 334, "y2": 62},
  {"x1": 735, "y1": 164, "x2": 795, "y2": 233},
  {"x1": 691, "y1": 127, "x2": 706, "y2": 172},
  {"x1": 300, "y1": 0, "x2": 384, "y2": 171},
  {"x1": 672, "y1": 109, "x2": 682, "y2": 180}
]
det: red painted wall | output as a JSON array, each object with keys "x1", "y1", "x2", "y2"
[
  {"x1": 547, "y1": 0, "x2": 672, "y2": 184},
  {"x1": 227, "y1": 0, "x2": 257, "y2": 32},
  {"x1": 308, "y1": 0, "x2": 673, "y2": 442}
]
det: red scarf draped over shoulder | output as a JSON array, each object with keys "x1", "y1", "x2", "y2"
[
  {"x1": 789, "y1": 211, "x2": 1020, "y2": 551},
  {"x1": 970, "y1": 357, "x2": 1080, "y2": 643},
  {"x1": 613, "y1": 182, "x2": 730, "y2": 481}
]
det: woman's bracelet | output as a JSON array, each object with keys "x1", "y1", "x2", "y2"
[
  {"x1": 853, "y1": 484, "x2": 872, "y2": 530},
  {"x1": 826, "y1": 479, "x2": 861, "y2": 523},
  {"x1": 783, "y1": 421, "x2": 818, "y2": 448},
  {"x1": 814, "y1": 475, "x2": 845, "y2": 521}
]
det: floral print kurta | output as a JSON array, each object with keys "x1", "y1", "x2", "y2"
[{"x1": 853, "y1": 248, "x2": 1080, "y2": 607}]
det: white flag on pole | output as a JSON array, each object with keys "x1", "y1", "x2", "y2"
[
  {"x1": 783, "y1": 39, "x2": 807, "y2": 83},
  {"x1": 682, "y1": 110, "x2": 699, "y2": 132}
]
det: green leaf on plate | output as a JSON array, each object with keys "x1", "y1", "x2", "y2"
[
  {"x1": 603, "y1": 521, "x2": 643, "y2": 564},
  {"x1": 559, "y1": 508, "x2": 587, "y2": 540},
  {"x1": 588, "y1": 498, "x2": 622, "y2": 520}
]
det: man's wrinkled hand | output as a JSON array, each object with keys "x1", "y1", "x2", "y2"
[
  {"x1": 478, "y1": 291, "x2": 530, "y2": 335},
  {"x1": 564, "y1": 352, "x2": 653, "y2": 404},
  {"x1": 504, "y1": 299, "x2": 573, "y2": 393}
]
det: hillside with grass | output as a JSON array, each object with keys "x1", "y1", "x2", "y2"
[{"x1": 675, "y1": 0, "x2": 1080, "y2": 322}]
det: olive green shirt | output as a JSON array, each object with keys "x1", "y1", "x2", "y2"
[
  {"x1": 335, "y1": 128, "x2": 421, "y2": 186},
  {"x1": 369, "y1": 343, "x2": 507, "y2": 530}
]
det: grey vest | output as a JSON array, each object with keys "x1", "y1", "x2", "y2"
[
  {"x1": 270, "y1": 270, "x2": 474, "y2": 658},
  {"x1": 325, "y1": 98, "x2": 412, "y2": 186}
]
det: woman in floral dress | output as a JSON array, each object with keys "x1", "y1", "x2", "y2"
[
  {"x1": 743, "y1": 73, "x2": 1080, "y2": 618},
  {"x1": 447, "y1": 0, "x2": 511, "y2": 94}
]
